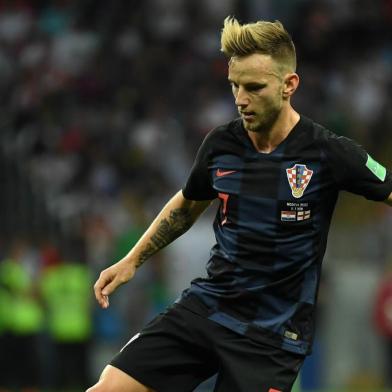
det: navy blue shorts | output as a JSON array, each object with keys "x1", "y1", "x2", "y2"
[{"x1": 111, "y1": 303, "x2": 304, "y2": 392}]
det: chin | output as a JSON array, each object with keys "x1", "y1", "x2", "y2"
[
  {"x1": 245, "y1": 112, "x2": 280, "y2": 133},
  {"x1": 244, "y1": 121, "x2": 264, "y2": 133}
]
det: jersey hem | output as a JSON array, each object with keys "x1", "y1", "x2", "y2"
[{"x1": 177, "y1": 293, "x2": 311, "y2": 356}]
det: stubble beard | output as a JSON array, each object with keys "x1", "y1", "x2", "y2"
[{"x1": 242, "y1": 106, "x2": 281, "y2": 134}]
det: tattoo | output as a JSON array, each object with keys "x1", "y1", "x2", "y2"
[
  {"x1": 137, "y1": 243, "x2": 155, "y2": 267},
  {"x1": 136, "y1": 208, "x2": 193, "y2": 268}
]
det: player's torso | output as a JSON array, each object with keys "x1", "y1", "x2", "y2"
[{"x1": 207, "y1": 117, "x2": 338, "y2": 270}]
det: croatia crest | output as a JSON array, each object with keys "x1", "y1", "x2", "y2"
[{"x1": 286, "y1": 164, "x2": 313, "y2": 198}]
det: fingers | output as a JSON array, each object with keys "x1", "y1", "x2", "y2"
[
  {"x1": 94, "y1": 272, "x2": 113, "y2": 309},
  {"x1": 94, "y1": 262, "x2": 134, "y2": 309},
  {"x1": 102, "y1": 294, "x2": 110, "y2": 309}
]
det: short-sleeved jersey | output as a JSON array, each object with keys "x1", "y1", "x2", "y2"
[{"x1": 179, "y1": 115, "x2": 392, "y2": 355}]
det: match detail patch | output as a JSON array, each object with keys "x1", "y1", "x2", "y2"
[
  {"x1": 286, "y1": 164, "x2": 313, "y2": 198},
  {"x1": 366, "y1": 154, "x2": 386, "y2": 182},
  {"x1": 280, "y1": 201, "x2": 312, "y2": 222}
]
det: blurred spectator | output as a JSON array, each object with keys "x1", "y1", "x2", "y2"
[
  {"x1": 40, "y1": 258, "x2": 92, "y2": 391},
  {"x1": 374, "y1": 262, "x2": 392, "y2": 388},
  {"x1": 0, "y1": 240, "x2": 44, "y2": 391}
]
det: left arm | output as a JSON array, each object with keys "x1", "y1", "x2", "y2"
[
  {"x1": 386, "y1": 192, "x2": 392, "y2": 207},
  {"x1": 322, "y1": 136, "x2": 392, "y2": 204}
]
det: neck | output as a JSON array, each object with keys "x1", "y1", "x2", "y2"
[{"x1": 247, "y1": 107, "x2": 300, "y2": 154}]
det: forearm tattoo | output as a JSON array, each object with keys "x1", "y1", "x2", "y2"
[{"x1": 136, "y1": 208, "x2": 193, "y2": 267}]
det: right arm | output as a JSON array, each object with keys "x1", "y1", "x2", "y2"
[{"x1": 94, "y1": 190, "x2": 213, "y2": 308}]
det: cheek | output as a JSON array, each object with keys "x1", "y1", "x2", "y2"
[
  {"x1": 255, "y1": 93, "x2": 279, "y2": 110},
  {"x1": 266, "y1": 88, "x2": 283, "y2": 107}
]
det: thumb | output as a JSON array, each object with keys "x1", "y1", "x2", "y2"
[{"x1": 102, "y1": 280, "x2": 120, "y2": 296}]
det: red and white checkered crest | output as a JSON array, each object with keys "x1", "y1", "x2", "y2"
[{"x1": 286, "y1": 164, "x2": 313, "y2": 198}]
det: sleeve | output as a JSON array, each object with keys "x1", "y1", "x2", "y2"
[
  {"x1": 182, "y1": 131, "x2": 218, "y2": 201},
  {"x1": 323, "y1": 134, "x2": 392, "y2": 201}
]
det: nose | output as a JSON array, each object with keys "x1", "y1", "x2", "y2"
[{"x1": 234, "y1": 86, "x2": 250, "y2": 108}]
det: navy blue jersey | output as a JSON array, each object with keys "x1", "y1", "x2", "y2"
[{"x1": 179, "y1": 116, "x2": 392, "y2": 355}]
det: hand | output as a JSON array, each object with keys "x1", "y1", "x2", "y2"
[{"x1": 94, "y1": 259, "x2": 136, "y2": 309}]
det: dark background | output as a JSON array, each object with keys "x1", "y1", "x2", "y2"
[{"x1": 0, "y1": 1, "x2": 391, "y2": 391}]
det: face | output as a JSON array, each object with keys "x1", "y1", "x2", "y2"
[{"x1": 228, "y1": 53, "x2": 291, "y2": 133}]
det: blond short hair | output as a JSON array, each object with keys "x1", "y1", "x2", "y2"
[{"x1": 221, "y1": 17, "x2": 296, "y2": 73}]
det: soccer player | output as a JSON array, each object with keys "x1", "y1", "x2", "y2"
[{"x1": 87, "y1": 17, "x2": 392, "y2": 392}]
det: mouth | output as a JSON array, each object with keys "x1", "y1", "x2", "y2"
[{"x1": 240, "y1": 111, "x2": 256, "y2": 121}]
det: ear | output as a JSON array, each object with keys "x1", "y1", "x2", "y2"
[{"x1": 282, "y1": 73, "x2": 299, "y2": 99}]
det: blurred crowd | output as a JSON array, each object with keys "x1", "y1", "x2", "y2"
[{"x1": 0, "y1": 0, "x2": 392, "y2": 390}]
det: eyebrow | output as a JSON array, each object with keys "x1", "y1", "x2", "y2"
[
  {"x1": 228, "y1": 71, "x2": 281, "y2": 84},
  {"x1": 228, "y1": 79, "x2": 267, "y2": 87}
]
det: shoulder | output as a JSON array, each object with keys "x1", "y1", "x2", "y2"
[
  {"x1": 204, "y1": 118, "x2": 242, "y2": 142},
  {"x1": 199, "y1": 118, "x2": 243, "y2": 152},
  {"x1": 300, "y1": 115, "x2": 337, "y2": 142},
  {"x1": 302, "y1": 116, "x2": 357, "y2": 153}
]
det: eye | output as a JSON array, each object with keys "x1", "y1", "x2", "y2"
[{"x1": 246, "y1": 84, "x2": 266, "y2": 92}]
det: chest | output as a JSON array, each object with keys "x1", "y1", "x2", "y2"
[
  {"x1": 208, "y1": 152, "x2": 336, "y2": 226},
  {"x1": 210, "y1": 152, "x2": 335, "y2": 198}
]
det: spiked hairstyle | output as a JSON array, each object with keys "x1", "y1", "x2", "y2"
[{"x1": 221, "y1": 17, "x2": 296, "y2": 73}]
